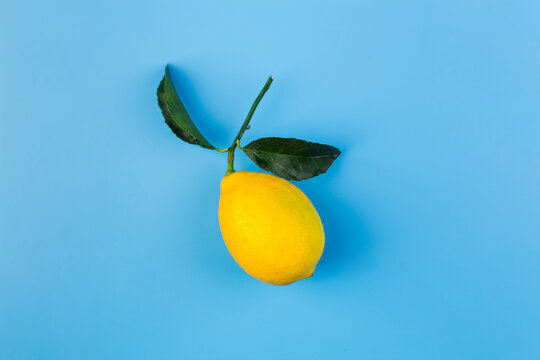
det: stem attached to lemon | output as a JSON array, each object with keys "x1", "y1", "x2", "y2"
[{"x1": 225, "y1": 76, "x2": 273, "y2": 175}]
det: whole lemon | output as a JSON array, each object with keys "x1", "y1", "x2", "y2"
[{"x1": 218, "y1": 170, "x2": 325, "y2": 285}]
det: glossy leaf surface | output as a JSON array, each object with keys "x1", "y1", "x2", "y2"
[
  {"x1": 242, "y1": 137, "x2": 340, "y2": 180},
  {"x1": 157, "y1": 65, "x2": 216, "y2": 149}
]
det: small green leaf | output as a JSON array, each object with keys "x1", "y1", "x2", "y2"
[
  {"x1": 157, "y1": 65, "x2": 216, "y2": 150},
  {"x1": 242, "y1": 137, "x2": 341, "y2": 181}
]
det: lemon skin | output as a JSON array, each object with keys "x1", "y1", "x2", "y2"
[{"x1": 218, "y1": 171, "x2": 325, "y2": 285}]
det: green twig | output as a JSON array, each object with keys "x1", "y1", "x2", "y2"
[{"x1": 226, "y1": 76, "x2": 273, "y2": 175}]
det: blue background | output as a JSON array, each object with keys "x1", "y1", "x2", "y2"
[{"x1": 1, "y1": 0, "x2": 539, "y2": 358}]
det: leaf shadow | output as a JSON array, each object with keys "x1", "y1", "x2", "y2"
[{"x1": 166, "y1": 66, "x2": 230, "y2": 148}]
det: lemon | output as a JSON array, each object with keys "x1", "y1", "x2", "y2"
[{"x1": 218, "y1": 170, "x2": 325, "y2": 285}]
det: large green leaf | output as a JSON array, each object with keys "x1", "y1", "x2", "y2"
[
  {"x1": 242, "y1": 137, "x2": 341, "y2": 181},
  {"x1": 157, "y1": 65, "x2": 216, "y2": 150}
]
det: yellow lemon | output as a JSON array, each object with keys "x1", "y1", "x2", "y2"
[{"x1": 218, "y1": 170, "x2": 325, "y2": 285}]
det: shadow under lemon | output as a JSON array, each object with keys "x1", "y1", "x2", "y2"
[{"x1": 300, "y1": 162, "x2": 374, "y2": 280}]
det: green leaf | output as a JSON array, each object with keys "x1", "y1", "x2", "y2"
[
  {"x1": 157, "y1": 65, "x2": 216, "y2": 150},
  {"x1": 242, "y1": 137, "x2": 341, "y2": 181}
]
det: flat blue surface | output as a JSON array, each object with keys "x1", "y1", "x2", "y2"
[{"x1": 1, "y1": 0, "x2": 539, "y2": 358}]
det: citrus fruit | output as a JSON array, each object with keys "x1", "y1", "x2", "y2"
[{"x1": 218, "y1": 171, "x2": 324, "y2": 285}]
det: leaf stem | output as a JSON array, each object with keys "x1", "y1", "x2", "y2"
[
  {"x1": 235, "y1": 139, "x2": 245, "y2": 150},
  {"x1": 225, "y1": 76, "x2": 273, "y2": 175}
]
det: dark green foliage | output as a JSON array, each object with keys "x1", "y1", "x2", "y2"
[
  {"x1": 242, "y1": 137, "x2": 341, "y2": 180},
  {"x1": 157, "y1": 65, "x2": 216, "y2": 150}
]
